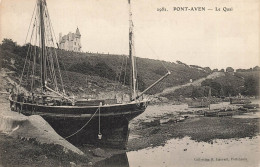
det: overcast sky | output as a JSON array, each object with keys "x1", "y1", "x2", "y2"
[{"x1": 0, "y1": 0, "x2": 259, "y2": 69}]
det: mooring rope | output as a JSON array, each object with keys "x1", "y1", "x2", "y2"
[
  {"x1": 64, "y1": 105, "x2": 101, "y2": 139},
  {"x1": 98, "y1": 103, "x2": 101, "y2": 138}
]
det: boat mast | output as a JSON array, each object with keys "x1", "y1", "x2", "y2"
[
  {"x1": 128, "y1": 0, "x2": 171, "y2": 101},
  {"x1": 39, "y1": 0, "x2": 46, "y2": 92},
  {"x1": 128, "y1": 0, "x2": 136, "y2": 100},
  {"x1": 208, "y1": 87, "x2": 211, "y2": 110}
]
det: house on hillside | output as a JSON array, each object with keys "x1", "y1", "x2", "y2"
[{"x1": 59, "y1": 27, "x2": 82, "y2": 52}]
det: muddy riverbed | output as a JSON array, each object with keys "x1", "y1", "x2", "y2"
[
  {"x1": 95, "y1": 101, "x2": 260, "y2": 167},
  {"x1": 0, "y1": 96, "x2": 259, "y2": 167}
]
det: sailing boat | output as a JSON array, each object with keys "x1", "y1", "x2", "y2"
[
  {"x1": 187, "y1": 87, "x2": 210, "y2": 108},
  {"x1": 204, "y1": 88, "x2": 235, "y2": 117},
  {"x1": 9, "y1": 0, "x2": 170, "y2": 148}
]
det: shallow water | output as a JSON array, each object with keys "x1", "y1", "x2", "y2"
[
  {"x1": 94, "y1": 153, "x2": 129, "y2": 167},
  {"x1": 127, "y1": 137, "x2": 260, "y2": 167},
  {"x1": 96, "y1": 100, "x2": 260, "y2": 167},
  {"x1": 95, "y1": 137, "x2": 260, "y2": 167},
  {"x1": 233, "y1": 112, "x2": 260, "y2": 119}
]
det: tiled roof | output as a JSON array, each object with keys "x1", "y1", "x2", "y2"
[{"x1": 60, "y1": 28, "x2": 81, "y2": 44}]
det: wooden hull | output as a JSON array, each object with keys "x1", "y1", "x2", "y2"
[
  {"x1": 188, "y1": 105, "x2": 209, "y2": 108},
  {"x1": 243, "y1": 104, "x2": 259, "y2": 109},
  {"x1": 188, "y1": 102, "x2": 209, "y2": 108},
  {"x1": 9, "y1": 98, "x2": 148, "y2": 148},
  {"x1": 204, "y1": 109, "x2": 234, "y2": 117},
  {"x1": 187, "y1": 99, "x2": 209, "y2": 108},
  {"x1": 230, "y1": 98, "x2": 251, "y2": 104}
]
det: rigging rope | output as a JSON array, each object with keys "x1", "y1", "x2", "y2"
[
  {"x1": 31, "y1": 14, "x2": 39, "y2": 92},
  {"x1": 26, "y1": 21, "x2": 38, "y2": 84},
  {"x1": 135, "y1": 29, "x2": 170, "y2": 72},
  {"x1": 118, "y1": 57, "x2": 125, "y2": 84},
  {"x1": 46, "y1": 48, "x2": 57, "y2": 90},
  {"x1": 21, "y1": 0, "x2": 67, "y2": 95},
  {"x1": 114, "y1": 55, "x2": 126, "y2": 91},
  {"x1": 31, "y1": 26, "x2": 37, "y2": 92},
  {"x1": 65, "y1": 105, "x2": 101, "y2": 139},
  {"x1": 45, "y1": 5, "x2": 66, "y2": 94},
  {"x1": 123, "y1": 56, "x2": 128, "y2": 85},
  {"x1": 44, "y1": 18, "x2": 59, "y2": 92},
  {"x1": 98, "y1": 102, "x2": 102, "y2": 139},
  {"x1": 26, "y1": 42, "x2": 33, "y2": 85},
  {"x1": 24, "y1": 2, "x2": 37, "y2": 45},
  {"x1": 43, "y1": 26, "x2": 47, "y2": 89},
  {"x1": 45, "y1": 4, "x2": 59, "y2": 47},
  {"x1": 19, "y1": 17, "x2": 37, "y2": 87},
  {"x1": 47, "y1": 46, "x2": 60, "y2": 92},
  {"x1": 132, "y1": 31, "x2": 139, "y2": 92}
]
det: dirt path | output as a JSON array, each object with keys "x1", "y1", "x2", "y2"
[{"x1": 155, "y1": 72, "x2": 225, "y2": 96}]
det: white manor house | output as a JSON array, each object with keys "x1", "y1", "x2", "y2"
[{"x1": 59, "y1": 27, "x2": 82, "y2": 52}]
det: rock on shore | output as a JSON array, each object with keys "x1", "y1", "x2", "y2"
[{"x1": 0, "y1": 103, "x2": 83, "y2": 155}]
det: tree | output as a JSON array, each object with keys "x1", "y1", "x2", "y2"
[
  {"x1": 14, "y1": 43, "x2": 30, "y2": 59},
  {"x1": 253, "y1": 66, "x2": 260, "y2": 71},
  {"x1": 242, "y1": 76, "x2": 259, "y2": 96},
  {"x1": 176, "y1": 60, "x2": 188, "y2": 67},
  {"x1": 154, "y1": 67, "x2": 167, "y2": 75},
  {"x1": 1, "y1": 38, "x2": 16, "y2": 52},
  {"x1": 236, "y1": 68, "x2": 246, "y2": 72},
  {"x1": 226, "y1": 67, "x2": 234, "y2": 73},
  {"x1": 223, "y1": 85, "x2": 237, "y2": 96},
  {"x1": 95, "y1": 62, "x2": 116, "y2": 80},
  {"x1": 204, "y1": 67, "x2": 211, "y2": 73},
  {"x1": 201, "y1": 79, "x2": 222, "y2": 96},
  {"x1": 191, "y1": 87, "x2": 202, "y2": 98}
]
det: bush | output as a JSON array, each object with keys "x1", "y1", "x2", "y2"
[
  {"x1": 242, "y1": 76, "x2": 259, "y2": 96},
  {"x1": 226, "y1": 67, "x2": 234, "y2": 73}
]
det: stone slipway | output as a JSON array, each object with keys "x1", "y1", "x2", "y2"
[{"x1": 0, "y1": 103, "x2": 84, "y2": 155}]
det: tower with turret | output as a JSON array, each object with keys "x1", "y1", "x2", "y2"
[{"x1": 59, "y1": 27, "x2": 82, "y2": 52}]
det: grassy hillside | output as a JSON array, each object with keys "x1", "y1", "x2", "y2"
[
  {"x1": 164, "y1": 71, "x2": 260, "y2": 100},
  {"x1": 0, "y1": 39, "x2": 210, "y2": 96},
  {"x1": 0, "y1": 46, "x2": 129, "y2": 96},
  {"x1": 55, "y1": 49, "x2": 209, "y2": 94}
]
